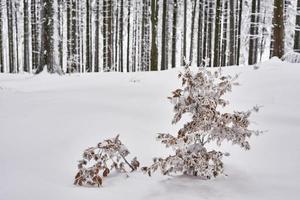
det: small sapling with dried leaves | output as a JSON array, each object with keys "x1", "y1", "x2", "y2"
[
  {"x1": 142, "y1": 66, "x2": 261, "y2": 179},
  {"x1": 74, "y1": 135, "x2": 140, "y2": 187}
]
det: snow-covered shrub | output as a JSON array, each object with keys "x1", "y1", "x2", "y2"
[
  {"x1": 142, "y1": 67, "x2": 261, "y2": 179},
  {"x1": 74, "y1": 135, "x2": 139, "y2": 187},
  {"x1": 282, "y1": 52, "x2": 300, "y2": 63}
]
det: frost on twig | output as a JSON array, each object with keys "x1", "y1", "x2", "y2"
[
  {"x1": 142, "y1": 66, "x2": 261, "y2": 179},
  {"x1": 74, "y1": 135, "x2": 140, "y2": 187}
]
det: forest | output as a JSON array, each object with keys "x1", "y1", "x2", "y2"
[
  {"x1": 1, "y1": 1, "x2": 300, "y2": 199},
  {"x1": 0, "y1": 0, "x2": 299, "y2": 74}
]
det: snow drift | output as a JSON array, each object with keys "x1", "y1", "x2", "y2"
[{"x1": 0, "y1": 59, "x2": 300, "y2": 200}]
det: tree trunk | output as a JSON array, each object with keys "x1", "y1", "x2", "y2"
[
  {"x1": 221, "y1": 0, "x2": 228, "y2": 66},
  {"x1": 248, "y1": 0, "x2": 257, "y2": 65},
  {"x1": 182, "y1": 0, "x2": 187, "y2": 66},
  {"x1": 236, "y1": 0, "x2": 243, "y2": 65},
  {"x1": 171, "y1": 0, "x2": 178, "y2": 68},
  {"x1": 95, "y1": 0, "x2": 100, "y2": 72},
  {"x1": 207, "y1": 1, "x2": 213, "y2": 67},
  {"x1": 189, "y1": 0, "x2": 197, "y2": 65},
  {"x1": 202, "y1": 0, "x2": 208, "y2": 66},
  {"x1": 229, "y1": 0, "x2": 235, "y2": 66},
  {"x1": 126, "y1": 0, "x2": 131, "y2": 72},
  {"x1": 119, "y1": 0, "x2": 124, "y2": 72},
  {"x1": 36, "y1": 0, "x2": 52, "y2": 74},
  {"x1": 161, "y1": 0, "x2": 168, "y2": 70},
  {"x1": 294, "y1": 0, "x2": 300, "y2": 52},
  {"x1": 0, "y1": 2, "x2": 2, "y2": 73},
  {"x1": 213, "y1": 0, "x2": 221, "y2": 67},
  {"x1": 272, "y1": 0, "x2": 285, "y2": 58},
  {"x1": 196, "y1": 0, "x2": 203, "y2": 67}
]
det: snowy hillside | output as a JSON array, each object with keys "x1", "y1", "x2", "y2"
[{"x1": 0, "y1": 59, "x2": 300, "y2": 200}]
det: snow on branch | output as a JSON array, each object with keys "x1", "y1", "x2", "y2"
[
  {"x1": 74, "y1": 135, "x2": 140, "y2": 187},
  {"x1": 282, "y1": 51, "x2": 300, "y2": 63},
  {"x1": 142, "y1": 66, "x2": 261, "y2": 179}
]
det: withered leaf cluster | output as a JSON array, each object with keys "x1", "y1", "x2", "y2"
[
  {"x1": 74, "y1": 135, "x2": 139, "y2": 187},
  {"x1": 143, "y1": 67, "x2": 261, "y2": 179}
]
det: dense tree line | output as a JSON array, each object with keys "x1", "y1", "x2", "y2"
[{"x1": 0, "y1": 0, "x2": 299, "y2": 74}]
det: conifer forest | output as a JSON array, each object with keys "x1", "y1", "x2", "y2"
[{"x1": 0, "y1": 0, "x2": 299, "y2": 74}]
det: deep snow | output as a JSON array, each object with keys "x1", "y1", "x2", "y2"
[{"x1": 0, "y1": 59, "x2": 300, "y2": 200}]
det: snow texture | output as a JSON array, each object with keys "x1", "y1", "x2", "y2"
[{"x1": 0, "y1": 58, "x2": 300, "y2": 200}]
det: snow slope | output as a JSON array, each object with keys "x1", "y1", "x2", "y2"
[{"x1": 0, "y1": 59, "x2": 300, "y2": 200}]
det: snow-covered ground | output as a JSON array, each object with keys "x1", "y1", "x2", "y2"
[{"x1": 0, "y1": 59, "x2": 300, "y2": 200}]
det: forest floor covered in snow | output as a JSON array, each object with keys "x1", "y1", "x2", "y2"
[{"x1": 0, "y1": 58, "x2": 300, "y2": 200}]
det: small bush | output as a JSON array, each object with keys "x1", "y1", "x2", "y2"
[
  {"x1": 74, "y1": 135, "x2": 139, "y2": 187},
  {"x1": 142, "y1": 66, "x2": 261, "y2": 179}
]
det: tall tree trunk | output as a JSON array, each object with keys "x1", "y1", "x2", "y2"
[
  {"x1": 236, "y1": 0, "x2": 243, "y2": 65},
  {"x1": 182, "y1": 0, "x2": 187, "y2": 66},
  {"x1": 119, "y1": 0, "x2": 124, "y2": 72},
  {"x1": 213, "y1": 0, "x2": 222, "y2": 67},
  {"x1": 161, "y1": 0, "x2": 168, "y2": 70},
  {"x1": 248, "y1": 0, "x2": 257, "y2": 65},
  {"x1": 114, "y1": 3, "x2": 119, "y2": 71},
  {"x1": 0, "y1": 0, "x2": 9, "y2": 73},
  {"x1": 171, "y1": 0, "x2": 178, "y2": 68},
  {"x1": 103, "y1": 0, "x2": 113, "y2": 71},
  {"x1": 24, "y1": 0, "x2": 32, "y2": 73},
  {"x1": 7, "y1": 0, "x2": 15, "y2": 73},
  {"x1": 272, "y1": 0, "x2": 285, "y2": 58},
  {"x1": 95, "y1": 0, "x2": 100, "y2": 72},
  {"x1": 71, "y1": 0, "x2": 77, "y2": 72},
  {"x1": 294, "y1": 0, "x2": 300, "y2": 52},
  {"x1": 189, "y1": 0, "x2": 197, "y2": 65},
  {"x1": 207, "y1": 1, "x2": 213, "y2": 67},
  {"x1": 86, "y1": 0, "x2": 91, "y2": 72},
  {"x1": 141, "y1": 0, "x2": 150, "y2": 71},
  {"x1": 36, "y1": 0, "x2": 52, "y2": 74},
  {"x1": 202, "y1": 0, "x2": 208, "y2": 66},
  {"x1": 229, "y1": 0, "x2": 235, "y2": 66},
  {"x1": 196, "y1": 0, "x2": 203, "y2": 67},
  {"x1": 126, "y1": 0, "x2": 131, "y2": 72},
  {"x1": 150, "y1": 0, "x2": 158, "y2": 71},
  {"x1": 221, "y1": 0, "x2": 228, "y2": 66},
  {"x1": 0, "y1": 2, "x2": 2, "y2": 73}
]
